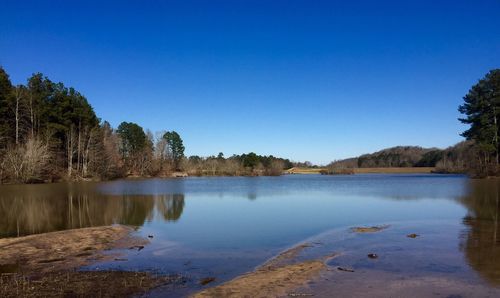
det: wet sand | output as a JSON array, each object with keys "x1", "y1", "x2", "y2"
[
  {"x1": 193, "y1": 243, "x2": 328, "y2": 298},
  {"x1": 0, "y1": 225, "x2": 181, "y2": 297}
]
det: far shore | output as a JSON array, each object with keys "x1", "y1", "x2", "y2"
[
  {"x1": 0, "y1": 167, "x2": 442, "y2": 185},
  {"x1": 285, "y1": 167, "x2": 436, "y2": 174}
]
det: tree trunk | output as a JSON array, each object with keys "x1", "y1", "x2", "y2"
[
  {"x1": 82, "y1": 128, "x2": 93, "y2": 177},
  {"x1": 67, "y1": 127, "x2": 73, "y2": 177},
  {"x1": 15, "y1": 92, "x2": 19, "y2": 145},
  {"x1": 494, "y1": 107, "x2": 499, "y2": 165},
  {"x1": 29, "y1": 93, "x2": 34, "y2": 138},
  {"x1": 77, "y1": 120, "x2": 81, "y2": 173}
]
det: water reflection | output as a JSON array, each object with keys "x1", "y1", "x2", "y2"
[
  {"x1": 459, "y1": 178, "x2": 500, "y2": 285},
  {"x1": 0, "y1": 183, "x2": 185, "y2": 237},
  {"x1": 156, "y1": 194, "x2": 184, "y2": 222},
  {"x1": 2, "y1": 175, "x2": 500, "y2": 288}
]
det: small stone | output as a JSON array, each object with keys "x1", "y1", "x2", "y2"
[
  {"x1": 407, "y1": 233, "x2": 419, "y2": 238},
  {"x1": 199, "y1": 277, "x2": 216, "y2": 285},
  {"x1": 367, "y1": 253, "x2": 378, "y2": 259}
]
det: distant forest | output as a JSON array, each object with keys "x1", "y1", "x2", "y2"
[
  {"x1": 0, "y1": 67, "x2": 293, "y2": 183},
  {"x1": 328, "y1": 69, "x2": 500, "y2": 178},
  {"x1": 1, "y1": 67, "x2": 499, "y2": 182},
  {"x1": 327, "y1": 143, "x2": 473, "y2": 172}
]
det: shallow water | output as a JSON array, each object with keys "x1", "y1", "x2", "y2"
[{"x1": 1, "y1": 174, "x2": 499, "y2": 295}]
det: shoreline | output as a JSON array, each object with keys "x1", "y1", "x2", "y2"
[
  {"x1": 2, "y1": 220, "x2": 500, "y2": 297},
  {"x1": 286, "y1": 167, "x2": 437, "y2": 174},
  {"x1": 0, "y1": 167, "x2": 450, "y2": 186},
  {"x1": 0, "y1": 225, "x2": 182, "y2": 297}
]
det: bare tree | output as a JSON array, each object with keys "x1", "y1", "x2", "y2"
[{"x1": 2, "y1": 137, "x2": 50, "y2": 183}]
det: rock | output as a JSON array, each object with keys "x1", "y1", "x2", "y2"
[
  {"x1": 337, "y1": 266, "x2": 355, "y2": 272},
  {"x1": 199, "y1": 277, "x2": 216, "y2": 285},
  {"x1": 148, "y1": 235, "x2": 154, "y2": 238},
  {"x1": 367, "y1": 253, "x2": 378, "y2": 259},
  {"x1": 352, "y1": 225, "x2": 389, "y2": 233},
  {"x1": 407, "y1": 233, "x2": 419, "y2": 238}
]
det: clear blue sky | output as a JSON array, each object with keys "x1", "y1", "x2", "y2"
[{"x1": 1, "y1": 1, "x2": 499, "y2": 164}]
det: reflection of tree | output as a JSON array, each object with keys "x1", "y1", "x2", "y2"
[
  {"x1": 120, "y1": 195, "x2": 155, "y2": 226},
  {"x1": 0, "y1": 184, "x2": 156, "y2": 237},
  {"x1": 156, "y1": 194, "x2": 184, "y2": 221},
  {"x1": 459, "y1": 178, "x2": 500, "y2": 285},
  {"x1": 247, "y1": 193, "x2": 257, "y2": 200}
]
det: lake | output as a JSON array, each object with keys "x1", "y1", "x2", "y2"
[{"x1": 1, "y1": 174, "x2": 499, "y2": 296}]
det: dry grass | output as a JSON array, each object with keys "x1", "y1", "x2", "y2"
[
  {"x1": 353, "y1": 167, "x2": 435, "y2": 174},
  {"x1": 0, "y1": 271, "x2": 184, "y2": 298},
  {"x1": 285, "y1": 167, "x2": 324, "y2": 174},
  {"x1": 286, "y1": 167, "x2": 435, "y2": 174}
]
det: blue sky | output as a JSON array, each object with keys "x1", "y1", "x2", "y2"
[{"x1": 1, "y1": 1, "x2": 499, "y2": 164}]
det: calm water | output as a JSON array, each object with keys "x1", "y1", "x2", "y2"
[{"x1": 1, "y1": 174, "x2": 499, "y2": 294}]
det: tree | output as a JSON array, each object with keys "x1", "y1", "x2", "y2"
[
  {"x1": 12, "y1": 85, "x2": 29, "y2": 145},
  {"x1": 116, "y1": 122, "x2": 147, "y2": 157},
  {"x1": 242, "y1": 152, "x2": 259, "y2": 169},
  {"x1": 0, "y1": 67, "x2": 14, "y2": 146},
  {"x1": 91, "y1": 121, "x2": 123, "y2": 178},
  {"x1": 162, "y1": 131, "x2": 185, "y2": 169},
  {"x1": 459, "y1": 69, "x2": 500, "y2": 167},
  {"x1": 217, "y1": 152, "x2": 224, "y2": 160},
  {"x1": 2, "y1": 137, "x2": 50, "y2": 183},
  {"x1": 26, "y1": 73, "x2": 54, "y2": 137}
]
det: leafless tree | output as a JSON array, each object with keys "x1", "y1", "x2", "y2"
[{"x1": 2, "y1": 137, "x2": 50, "y2": 183}]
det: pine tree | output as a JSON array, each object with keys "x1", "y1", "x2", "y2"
[
  {"x1": 0, "y1": 67, "x2": 14, "y2": 146},
  {"x1": 459, "y1": 69, "x2": 500, "y2": 165},
  {"x1": 162, "y1": 131, "x2": 185, "y2": 169}
]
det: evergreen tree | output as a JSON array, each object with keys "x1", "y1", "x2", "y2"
[
  {"x1": 116, "y1": 122, "x2": 147, "y2": 157},
  {"x1": 0, "y1": 67, "x2": 14, "y2": 146},
  {"x1": 459, "y1": 69, "x2": 500, "y2": 165},
  {"x1": 163, "y1": 131, "x2": 185, "y2": 169},
  {"x1": 242, "y1": 152, "x2": 259, "y2": 169}
]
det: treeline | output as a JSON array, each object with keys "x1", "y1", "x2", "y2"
[
  {"x1": 0, "y1": 67, "x2": 291, "y2": 183},
  {"x1": 434, "y1": 69, "x2": 500, "y2": 177},
  {"x1": 326, "y1": 69, "x2": 500, "y2": 177},
  {"x1": 326, "y1": 143, "x2": 476, "y2": 174},
  {"x1": 184, "y1": 152, "x2": 293, "y2": 176},
  {"x1": 327, "y1": 146, "x2": 444, "y2": 169}
]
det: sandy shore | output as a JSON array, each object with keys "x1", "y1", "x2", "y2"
[
  {"x1": 193, "y1": 261, "x2": 325, "y2": 298},
  {"x1": 193, "y1": 243, "x2": 328, "y2": 298},
  {"x1": 0, "y1": 225, "x2": 180, "y2": 297}
]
